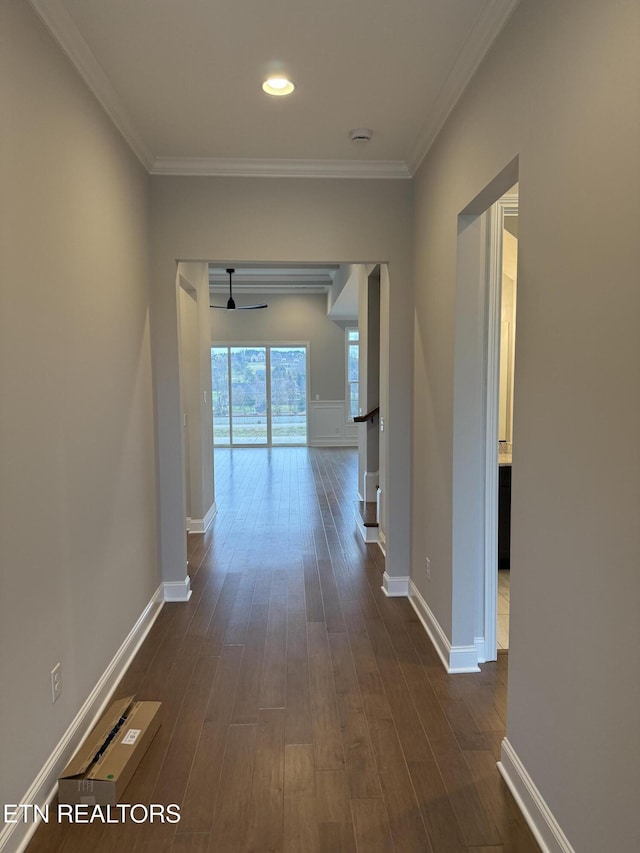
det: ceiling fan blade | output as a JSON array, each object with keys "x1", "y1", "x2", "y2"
[
  {"x1": 210, "y1": 271, "x2": 268, "y2": 310},
  {"x1": 209, "y1": 303, "x2": 268, "y2": 310}
]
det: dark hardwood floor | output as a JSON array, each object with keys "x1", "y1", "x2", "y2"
[{"x1": 28, "y1": 447, "x2": 539, "y2": 852}]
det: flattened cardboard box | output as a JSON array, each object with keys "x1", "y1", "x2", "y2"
[{"x1": 58, "y1": 696, "x2": 161, "y2": 806}]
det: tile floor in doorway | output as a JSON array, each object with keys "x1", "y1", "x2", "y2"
[{"x1": 498, "y1": 569, "x2": 510, "y2": 650}]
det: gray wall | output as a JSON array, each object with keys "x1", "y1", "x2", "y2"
[
  {"x1": 412, "y1": 0, "x2": 640, "y2": 849},
  {"x1": 179, "y1": 262, "x2": 215, "y2": 525},
  {"x1": 0, "y1": 0, "x2": 158, "y2": 818},
  {"x1": 150, "y1": 176, "x2": 414, "y2": 590},
  {"x1": 5, "y1": 0, "x2": 635, "y2": 847},
  {"x1": 210, "y1": 292, "x2": 348, "y2": 402}
]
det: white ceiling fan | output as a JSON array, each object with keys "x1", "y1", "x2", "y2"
[{"x1": 209, "y1": 268, "x2": 268, "y2": 311}]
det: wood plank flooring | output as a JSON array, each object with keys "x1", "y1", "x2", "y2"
[{"x1": 28, "y1": 447, "x2": 539, "y2": 853}]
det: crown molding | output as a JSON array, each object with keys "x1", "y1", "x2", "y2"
[
  {"x1": 29, "y1": 0, "x2": 516, "y2": 181},
  {"x1": 210, "y1": 284, "x2": 330, "y2": 295},
  {"x1": 28, "y1": 0, "x2": 155, "y2": 171},
  {"x1": 209, "y1": 268, "x2": 336, "y2": 283},
  {"x1": 407, "y1": 0, "x2": 521, "y2": 175},
  {"x1": 151, "y1": 157, "x2": 412, "y2": 180}
]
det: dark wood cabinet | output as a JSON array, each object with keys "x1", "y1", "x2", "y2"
[{"x1": 498, "y1": 464, "x2": 511, "y2": 570}]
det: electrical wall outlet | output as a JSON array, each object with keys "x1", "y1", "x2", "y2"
[
  {"x1": 425, "y1": 557, "x2": 431, "y2": 582},
  {"x1": 51, "y1": 663, "x2": 62, "y2": 703}
]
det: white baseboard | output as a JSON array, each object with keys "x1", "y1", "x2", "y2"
[
  {"x1": 356, "y1": 513, "x2": 379, "y2": 543},
  {"x1": 163, "y1": 575, "x2": 192, "y2": 602},
  {"x1": 475, "y1": 636, "x2": 486, "y2": 664},
  {"x1": 381, "y1": 572, "x2": 409, "y2": 597},
  {"x1": 408, "y1": 580, "x2": 480, "y2": 673},
  {"x1": 187, "y1": 501, "x2": 217, "y2": 534},
  {"x1": 0, "y1": 585, "x2": 164, "y2": 853},
  {"x1": 309, "y1": 437, "x2": 358, "y2": 447},
  {"x1": 363, "y1": 470, "x2": 379, "y2": 502},
  {"x1": 498, "y1": 738, "x2": 575, "y2": 853}
]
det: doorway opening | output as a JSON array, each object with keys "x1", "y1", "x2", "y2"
[
  {"x1": 211, "y1": 344, "x2": 309, "y2": 446},
  {"x1": 493, "y1": 196, "x2": 519, "y2": 650},
  {"x1": 450, "y1": 157, "x2": 519, "y2": 671}
]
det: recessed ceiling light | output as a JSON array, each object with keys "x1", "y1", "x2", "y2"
[{"x1": 262, "y1": 76, "x2": 295, "y2": 96}]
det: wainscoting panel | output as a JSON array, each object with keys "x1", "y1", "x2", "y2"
[{"x1": 309, "y1": 400, "x2": 357, "y2": 446}]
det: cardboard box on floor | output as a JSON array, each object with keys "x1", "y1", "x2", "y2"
[{"x1": 58, "y1": 696, "x2": 161, "y2": 806}]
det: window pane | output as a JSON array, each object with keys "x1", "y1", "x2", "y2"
[
  {"x1": 349, "y1": 382, "x2": 359, "y2": 419},
  {"x1": 270, "y1": 347, "x2": 307, "y2": 444},
  {"x1": 347, "y1": 329, "x2": 359, "y2": 419},
  {"x1": 211, "y1": 347, "x2": 230, "y2": 445},
  {"x1": 230, "y1": 347, "x2": 267, "y2": 444},
  {"x1": 348, "y1": 343, "x2": 359, "y2": 382}
]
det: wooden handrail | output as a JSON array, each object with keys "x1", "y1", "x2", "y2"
[{"x1": 353, "y1": 406, "x2": 379, "y2": 423}]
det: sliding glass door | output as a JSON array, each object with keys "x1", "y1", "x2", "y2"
[
  {"x1": 231, "y1": 346, "x2": 267, "y2": 444},
  {"x1": 211, "y1": 345, "x2": 308, "y2": 446},
  {"x1": 211, "y1": 347, "x2": 231, "y2": 442},
  {"x1": 270, "y1": 346, "x2": 307, "y2": 444}
]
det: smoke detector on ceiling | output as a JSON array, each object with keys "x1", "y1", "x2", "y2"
[{"x1": 349, "y1": 128, "x2": 373, "y2": 143}]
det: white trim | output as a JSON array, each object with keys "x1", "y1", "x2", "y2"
[
  {"x1": 484, "y1": 192, "x2": 519, "y2": 662},
  {"x1": 409, "y1": 581, "x2": 480, "y2": 673},
  {"x1": 0, "y1": 585, "x2": 164, "y2": 853},
  {"x1": 163, "y1": 576, "x2": 192, "y2": 602},
  {"x1": 449, "y1": 645, "x2": 480, "y2": 672},
  {"x1": 187, "y1": 501, "x2": 217, "y2": 534},
  {"x1": 27, "y1": 0, "x2": 154, "y2": 171},
  {"x1": 484, "y1": 202, "x2": 501, "y2": 662},
  {"x1": 345, "y1": 326, "x2": 359, "y2": 421},
  {"x1": 27, "y1": 0, "x2": 517, "y2": 180},
  {"x1": 475, "y1": 636, "x2": 487, "y2": 664},
  {"x1": 363, "y1": 470, "x2": 377, "y2": 503},
  {"x1": 498, "y1": 739, "x2": 575, "y2": 853},
  {"x1": 311, "y1": 436, "x2": 358, "y2": 448},
  {"x1": 152, "y1": 157, "x2": 411, "y2": 180},
  {"x1": 407, "y1": 0, "x2": 520, "y2": 174},
  {"x1": 309, "y1": 400, "x2": 357, "y2": 447},
  {"x1": 381, "y1": 572, "x2": 409, "y2": 597},
  {"x1": 363, "y1": 470, "x2": 379, "y2": 503},
  {"x1": 356, "y1": 512, "x2": 379, "y2": 544}
]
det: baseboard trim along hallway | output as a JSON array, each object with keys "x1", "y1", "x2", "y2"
[
  {"x1": 498, "y1": 737, "x2": 575, "y2": 853},
  {"x1": 163, "y1": 575, "x2": 192, "y2": 602},
  {"x1": 187, "y1": 501, "x2": 218, "y2": 534},
  {"x1": 0, "y1": 585, "x2": 164, "y2": 853},
  {"x1": 409, "y1": 579, "x2": 480, "y2": 673},
  {"x1": 381, "y1": 571, "x2": 409, "y2": 597},
  {"x1": 25, "y1": 448, "x2": 542, "y2": 852}
]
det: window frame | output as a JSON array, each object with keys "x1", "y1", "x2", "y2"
[{"x1": 345, "y1": 327, "x2": 359, "y2": 420}]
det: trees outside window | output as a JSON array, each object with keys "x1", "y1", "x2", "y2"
[{"x1": 211, "y1": 345, "x2": 308, "y2": 445}]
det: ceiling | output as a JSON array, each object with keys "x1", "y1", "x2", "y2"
[
  {"x1": 30, "y1": 0, "x2": 519, "y2": 177},
  {"x1": 209, "y1": 265, "x2": 338, "y2": 294},
  {"x1": 209, "y1": 263, "x2": 357, "y2": 316}
]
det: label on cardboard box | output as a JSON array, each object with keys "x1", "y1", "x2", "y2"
[{"x1": 121, "y1": 728, "x2": 142, "y2": 745}]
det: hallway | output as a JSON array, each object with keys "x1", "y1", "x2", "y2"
[{"x1": 28, "y1": 448, "x2": 538, "y2": 852}]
